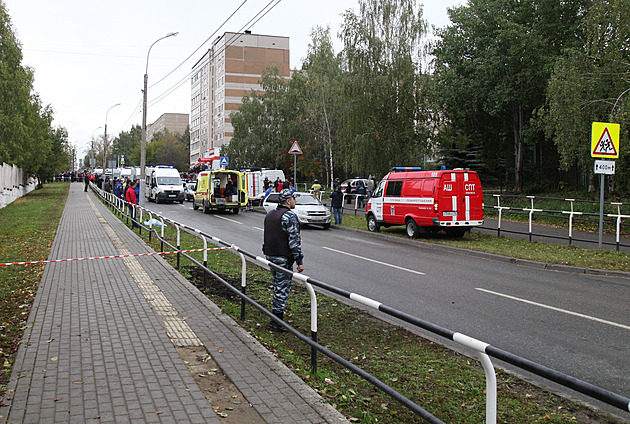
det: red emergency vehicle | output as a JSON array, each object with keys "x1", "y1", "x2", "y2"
[{"x1": 365, "y1": 167, "x2": 484, "y2": 238}]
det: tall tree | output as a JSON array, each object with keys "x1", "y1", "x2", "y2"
[
  {"x1": 545, "y1": 0, "x2": 630, "y2": 192},
  {"x1": 225, "y1": 68, "x2": 303, "y2": 171},
  {"x1": 296, "y1": 27, "x2": 343, "y2": 186},
  {"x1": 0, "y1": 1, "x2": 68, "y2": 186},
  {"x1": 432, "y1": 0, "x2": 588, "y2": 192},
  {"x1": 111, "y1": 124, "x2": 142, "y2": 167},
  {"x1": 340, "y1": 0, "x2": 429, "y2": 178}
]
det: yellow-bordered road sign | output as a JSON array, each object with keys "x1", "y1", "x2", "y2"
[{"x1": 591, "y1": 122, "x2": 620, "y2": 158}]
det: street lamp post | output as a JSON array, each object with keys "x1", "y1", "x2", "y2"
[
  {"x1": 91, "y1": 126, "x2": 102, "y2": 169},
  {"x1": 103, "y1": 103, "x2": 121, "y2": 171},
  {"x1": 140, "y1": 31, "x2": 178, "y2": 206}
]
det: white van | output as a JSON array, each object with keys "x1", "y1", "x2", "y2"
[
  {"x1": 145, "y1": 166, "x2": 184, "y2": 204},
  {"x1": 244, "y1": 169, "x2": 285, "y2": 204}
]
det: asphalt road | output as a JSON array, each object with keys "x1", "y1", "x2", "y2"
[{"x1": 141, "y1": 199, "x2": 630, "y2": 419}]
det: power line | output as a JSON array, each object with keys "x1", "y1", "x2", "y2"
[
  {"x1": 148, "y1": 0, "x2": 249, "y2": 89},
  {"x1": 148, "y1": 0, "x2": 283, "y2": 109}
]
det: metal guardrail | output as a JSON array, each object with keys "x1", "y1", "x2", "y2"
[
  {"x1": 93, "y1": 184, "x2": 630, "y2": 423},
  {"x1": 487, "y1": 194, "x2": 630, "y2": 250}
]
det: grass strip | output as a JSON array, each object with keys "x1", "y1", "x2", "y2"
[
  {"x1": 107, "y1": 200, "x2": 625, "y2": 424},
  {"x1": 0, "y1": 183, "x2": 69, "y2": 394}
]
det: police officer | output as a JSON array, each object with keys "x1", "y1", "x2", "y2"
[{"x1": 262, "y1": 189, "x2": 304, "y2": 332}]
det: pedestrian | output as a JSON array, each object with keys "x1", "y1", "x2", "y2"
[
  {"x1": 311, "y1": 180, "x2": 321, "y2": 199},
  {"x1": 262, "y1": 189, "x2": 304, "y2": 332},
  {"x1": 103, "y1": 177, "x2": 111, "y2": 193},
  {"x1": 329, "y1": 185, "x2": 343, "y2": 225},
  {"x1": 84, "y1": 173, "x2": 90, "y2": 192},
  {"x1": 345, "y1": 183, "x2": 352, "y2": 204},
  {"x1": 356, "y1": 181, "x2": 367, "y2": 209},
  {"x1": 116, "y1": 179, "x2": 124, "y2": 199},
  {"x1": 134, "y1": 179, "x2": 140, "y2": 201},
  {"x1": 125, "y1": 180, "x2": 139, "y2": 228}
]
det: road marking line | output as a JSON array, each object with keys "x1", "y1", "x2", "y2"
[
  {"x1": 476, "y1": 288, "x2": 630, "y2": 331},
  {"x1": 212, "y1": 215, "x2": 243, "y2": 224},
  {"x1": 254, "y1": 227, "x2": 264, "y2": 231},
  {"x1": 322, "y1": 247, "x2": 426, "y2": 275}
]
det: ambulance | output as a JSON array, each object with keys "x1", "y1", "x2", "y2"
[
  {"x1": 365, "y1": 167, "x2": 484, "y2": 238},
  {"x1": 193, "y1": 169, "x2": 248, "y2": 214}
]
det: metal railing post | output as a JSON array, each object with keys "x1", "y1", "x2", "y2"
[
  {"x1": 160, "y1": 218, "x2": 165, "y2": 252},
  {"x1": 231, "y1": 245, "x2": 248, "y2": 320},
  {"x1": 176, "y1": 224, "x2": 181, "y2": 269},
  {"x1": 147, "y1": 211, "x2": 153, "y2": 242}
]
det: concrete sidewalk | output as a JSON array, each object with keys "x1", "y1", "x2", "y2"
[{"x1": 0, "y1": 183, "x2": 346, "y2": 423}]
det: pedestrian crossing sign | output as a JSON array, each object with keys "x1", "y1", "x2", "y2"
[
  {"x1": 591, "y1": 122, "x2": 620, "y2": 158},
  {"x1": 220, "y1": 156, "x2": 229, "y2": 166}
]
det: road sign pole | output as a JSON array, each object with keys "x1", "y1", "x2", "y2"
[
  {"x1": 293, "y1": 154, "x2": 297, "y2": 187},
  {"x1": 597, "y1": 174, "x2": 605, "y2": 249}
]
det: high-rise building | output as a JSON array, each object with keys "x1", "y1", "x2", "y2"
[
  {"x1": 146, "y1": 113, "x2": 189, "y2": 142},
  {"x1": 190, "y1": 31, "x2": 290, "y2": 165}
]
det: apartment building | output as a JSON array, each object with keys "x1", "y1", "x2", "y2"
[
  {"x1": 146, "y1": 113, "x2": 190, "y2": 142},
  {"x1": 190, "y1": 31, "x2": 290, "y2": 164}
]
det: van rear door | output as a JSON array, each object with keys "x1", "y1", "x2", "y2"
[{"x1": 438, "y1": 172, "x2": 482, "y2": 223}]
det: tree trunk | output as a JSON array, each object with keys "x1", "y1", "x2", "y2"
[{"x1": 512, "y1": 104, "x2": 524, "y2": 193}]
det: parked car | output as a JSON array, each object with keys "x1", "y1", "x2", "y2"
[
  {"x1": 340, "y1": 178, "x2": 373, "y2": 193},
  {"x1": 183, "y1": 181, "x2": 196, "y2": 202},
  {"x1": 263, "y1": 192, "x2": 331, "y2": 229}
]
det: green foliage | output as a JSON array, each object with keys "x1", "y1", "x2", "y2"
[
  {"x1": 544, "y1": 0, "x2": 630, "y2": 192},
  {"x1": 340, "y1": 0, "x2": 430, "y2": 178},
  {"x1": 431, "y1": 0, "x2": 588, "y2": 192},
  {"x1": 111, "y1": 124, "x2": 142, "y2": 167},
  {"x1": 0, "y1": 2, "x2": 70, "y2": 184},
  {"x1": 129, "y1": 128, "x2": 190, "y2": 171}
]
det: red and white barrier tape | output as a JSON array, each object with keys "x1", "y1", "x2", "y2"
[{"x1": 0, "y1": 247, "x2": 231, "y2": 267}]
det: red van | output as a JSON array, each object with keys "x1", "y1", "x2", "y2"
[{"x1": 365, "y1": 168, "x2": 484, "y2": 238}]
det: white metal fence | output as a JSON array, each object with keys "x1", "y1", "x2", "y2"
[{"x1": 0, "y1": 163, "x2": 38, "y2": 209}]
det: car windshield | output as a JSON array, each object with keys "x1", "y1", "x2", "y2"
[
  {"x1": 157, "y1": 177, "x2": 181, "y2": 185},
  {"x1": 295, "y1": 194, "x2": 320, "y2": 205}
]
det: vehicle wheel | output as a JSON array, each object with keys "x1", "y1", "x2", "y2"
[
  {"x1": 322, "y1": 223, "x2": 330, "y2": 230},
  {"x1": 232, "y1": 207, "x2": 239, "y2": 215},
  {"x1": 406, "y1": 219, "x2": 419, "y2": 238},
  {"x1": 446, "y1": 227, "x2": 467, "y2": 238},
  {"x1": 156, "y1": 197, "x2": 162, "y2": 204},
  {"x1": 367, "y1": 214, "x2": 380, "y2": 232},
  {"x1": 179, "y1": 200, "x2": 184, "y2": 204},
  {"x1": 193, "y1": 202, "x2": 199, "y2": 210},
  {"x1": 203, "y1": 201, "x2": 210, "y2": 214}
]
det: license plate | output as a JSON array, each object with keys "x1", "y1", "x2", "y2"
[
  {"x1": 169, "y1": 195, "x2": 176, "y2": 198},
  {"x1": 215, "y1": 198, "x2": 226, "y2": 204},
  {"x1": 442, "y1": 211, "x2": 457, "y2": 217}
]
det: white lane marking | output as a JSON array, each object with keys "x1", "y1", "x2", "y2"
[
  {"x1": 212, "y1": 215, "x2": 243, "y2": 224},
  {"x1": 322, "y1": 247, "x2": 426, "y2": 276},
  {"x1": 476, "y1": 288, "x2": 630, "y2": 331},
  {"x1": 254, "y1": 227, "x2": 264, "y2": 231}
]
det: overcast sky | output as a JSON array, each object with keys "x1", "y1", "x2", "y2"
[{"x1": 4, "y1": 0, "x2": 462, "y2": 158}]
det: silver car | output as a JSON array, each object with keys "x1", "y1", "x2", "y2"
[{"x1": 263, "y1": 192, "x2": 331, "y2": 229}]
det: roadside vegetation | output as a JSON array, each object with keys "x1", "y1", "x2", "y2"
[
  {"x1": 102, "y1": 198, "x2": 627, "y2": 423},
  {"x1": 0, "y1": 183, "x2": 69, "y2": 395},
  {"x1": 2, "y1": 186, "x2": 627, "y2": 422}
]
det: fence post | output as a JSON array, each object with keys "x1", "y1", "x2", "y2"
[
  {"x1": 231, "y1": 245, "x2": 248, "y2": 321},
  {"x1": 147, "y1": 211, "x2": 153, "y2": 242},
  {"x1": 525, "y1": 196, "x2": 542, "y2": 242},
  {"x1": 453, "y1": 334, "x2": 497, "y2": 424},
  {"x1": 493, "y1": 195, "x2": 502, "y2": 237},
  {"x1": 160, "y1": 218, "x2": 165, "y2": 253},
  {"x1": 611, "y1": 202, "x2": 623, "y2": 252},
  {"x1": 176, "y1": 224, "x2": 181, "y2": 269},
  {"x1": 200, "y1": 233, "x2": 208, "y2": 288}
]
